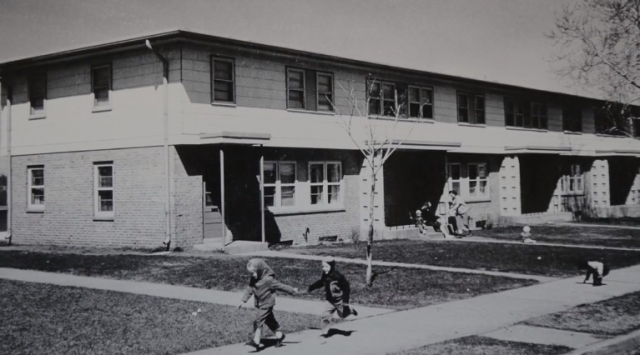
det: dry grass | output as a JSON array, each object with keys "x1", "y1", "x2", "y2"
[{"x1": 388, "y1": 336, "x2": 571, "y2": 355}]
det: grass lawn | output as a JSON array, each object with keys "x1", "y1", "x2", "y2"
[
  {"x1": 473, "y1": 225, "x2": 640, "y2": 248},
  {"x1": 284, "y1": 239, "x2": 640, "y2": 277},
  {"x1": 0, "y1": 279, "x2": 317, "y2": 355},
  {"x1": 524, "y1": 290, "x2": 640, "y2": 336},
  {"x1": 0, "y1": 250, "x2": 536, "y2": 310},
  {"x1": 580, "y1": 216, "x2": 640, "y2": 227},
  {"x1": 388, "y1": 336, "x2": 571, "y2": 355}
]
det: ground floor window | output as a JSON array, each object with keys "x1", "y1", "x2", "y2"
[
  {"x1": 447, "y1": 162, "x2": 489, "y2": 200},
  {"x1": 561, "y1": 164, "x2": 584, "y2": 194},
  {"x1": 263, "y1": 161, "x2": 296, "y2": 207},
  {"x1": 309, "y1": 161, "x2": 342, "y2": 205},
  {"x1": 27, "y1": 166, "x2": 45, "y2": 211},
  {"x1": 94, "y1": 163, "x2": 114, "y2": 218}
]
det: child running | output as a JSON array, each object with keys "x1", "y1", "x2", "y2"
[
  {"x1": 307, "y1": 257, "x2": 358, "y2": 337},
  {"x1": 239, "y1": 258, "x2": 299, "y2": 350},
  {"x1": 578, "y1": 258, "x2": 610, "y2": 286}
]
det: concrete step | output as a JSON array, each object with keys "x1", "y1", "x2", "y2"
[
  {"x1": 193, "y1": 242, "x2": 223, "y2": 251},
  {"x1": 223, "y1": 241, "x2": 269, "y2": 255}
]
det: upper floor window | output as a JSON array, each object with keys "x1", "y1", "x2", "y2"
[
  {"x1": 27, "y1": 166, "x2": 45, "y2": 211},
  {"x1": 594, "y1": 104, "x2": 639, "y2": 136},
  {"x1": 91, "y1": 64, "x2": 111, "y2": 107},
  {"x1": 28, "y1": 73, "x2": 46, "y2": 117},
  {"x1": 264, "y1": 161, "x2": 296, "y2": 207},
  {"x1": 408, "y1": 86, "x2": 433, "y2": 119},
  {"x1": 563, "y1": 105, "x2": 582, "y2": 132},
  {"x1": 94, "y1": 163, "x2": 114, "y2": 219},
  {"x1": 212, "y1": 58, "x2": 235, "y2": 103},
  {"x1": 286, "y1": 68, "x2": 333, "y2": 112},
  {"x1": 458, "y1": 92, "x2": 485, "y2": 124},
  {"x1": 368, "y1": 81, "x2": 396, "y2": 116},
  {"x1": 309, "y1": 162, "x2": 342, "y2": 205},
  {"x1": 504, "y1": 99, "x2": 548, "y2": 129}
]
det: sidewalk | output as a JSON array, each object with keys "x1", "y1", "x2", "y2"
[
  {"x1": 0, "y1": 268, "x2": 392, "y2": 318},
  {"x1": 184, "y1": 264, "x2": 640, "y2": 355},
  {"x1": 248, "y1": 250, "x2": 557, "y2": 283}
]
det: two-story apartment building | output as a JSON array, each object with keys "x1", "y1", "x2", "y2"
[{"x1": 1, "y1": 30, "x2": 639, "y2": 249}]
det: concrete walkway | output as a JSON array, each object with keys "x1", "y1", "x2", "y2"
[
  {"x1": 0, "y1": 268, "x2": 392, "y2": 318},
  {"x1": 248, "y1": 250, "x2": 557, "y2": 283},
  {"x1": 184, "y1": 264, "x2": 640, "y2": 355}
]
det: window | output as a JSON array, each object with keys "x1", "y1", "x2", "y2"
[
  {"x1": 91, "y1": 64, "x2": 111, "y2": 107},
  {"x1": 458, "y1": 92, "x2": 485, "y2": 124},
  {"x1": 286, "y1": 68, "x2": 334, "y2": 112},
  {"x1": 368, "y1": 81, "x2": 396, "y2": 116},
  {"x1": 263, "y1": 161, "x2": 296, "y2": 208},
  {"x1": 212, "y1": 58, "x2": 235, "y2": 103},
  {"x1": 561, "y1": 164, "x2": 584, "y2": 194},
  {"x1": 28, "y1": 73, "x2": 46, "y2": 116},
  {"x1": 27, "y1": 166, "x2": 44, "y2": 211},
  {"x1": 563, "y1": 105, "x2": 582, "y2": 132},
  {"x1": 447, "y1": 162, "x2": 490, "y2": 199},
  {"x1": 468, "y1": 163, "x2": 489, "y2": 198},
  {"x1": 594, "y1": 104, "x2": 638, "y2": 136},
  {"x1": 505, "y1": 100, "x2": 548, "y2": 129},
  {"x1": 408, "y1": 86, "x2": 433, "y2": 119},
  {"x1": 309, "y1": 162, "x2": 342, "y2": 205},
  {"x1": 94, "y1": 163, "x2": 114, "y2": 218}
]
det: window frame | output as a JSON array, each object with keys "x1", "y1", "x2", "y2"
[
  {"x1": 263, "y1": 161, "x2": 297, "y2": 208},
  {"x1": 309, "y1": 161, "x2": 343, "y2": 206},
  {"x1": 447, "y1": 162, "x2": 490, "y2": 200},
  {"x1": 91, "y1": 64, "x2": 112, "y2": 108},
  {"x1": 505, "y1": 98, "x2": 548, "y2": 130},
  {"x1": 563, "y1": 105, "x2": 583, "y2": 132},
  {"x1": 457, "y1": 91, "x2": 485, "y2": 124},
  {"x1": 94, "y1": 163, "x2": 114, "y2": 219},
  {"x1": 316, "y1": 72, "x2": 334, "y2": 112},
  {"x1": 367, "y1": 80, "x2": 397, "y2": 117},
  {"x1": 530, "y1": 102, "x2": 548, "y2": 129},
  {"x1": 211, "y1": 57, "x2": 236, "y2": 104},
  {"x1": 286, "y1": 68, "x2": 306, "y2": 109},
  {"x1": 561, "y1": 164, "x2": 584, "y2": 194},
  {"x1": 467, "y1": 163, "x2": 489, "y2": 199},
  {"x1": 27, "y1": 166, "x2": 45, "y2": 212},
  {"x1": 28, "y1": 72, "x2": 47, "y2": 117},
  {"x1": 408, "y1": 85, "x2": 434, "y2": 119}
]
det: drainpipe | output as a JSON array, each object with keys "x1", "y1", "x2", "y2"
[
  {"x1": 0, "y1": 78, "x2": 11, "y2": 245},
  {"x1": 145, "y1": 40, "x2": 172, "y2": 251}
]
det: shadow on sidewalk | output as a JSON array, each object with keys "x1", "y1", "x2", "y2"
[{"x1": 324, "y1": 329, "x2": 356, "y2": 338}]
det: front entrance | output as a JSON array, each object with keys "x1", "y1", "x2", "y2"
[{"x1": 203, "y1": 182, "x2": 224, "y2": 243}]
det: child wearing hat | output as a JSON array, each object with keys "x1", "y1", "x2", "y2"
[
  {"x1": 307, "y1": 257, "x2": 358, "y2": 337},
  {"x1": 239, "y1": 258, "x2": 299, "y2": 350}
]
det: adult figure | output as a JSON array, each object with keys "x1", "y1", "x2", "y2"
[
  {"x1": 421, "y1": 201, "x2": 453, "y2": 239},
  {"x1": 448, "y1": 190, "x2": 470, "y2": 236}
]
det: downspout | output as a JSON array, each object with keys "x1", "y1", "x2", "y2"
[
  {"x1": 0, "y1": 78, "x2": 12, "y2": 245},
  {"x1": 145, "y1": 40, "x2": 172, "y2": 251}
]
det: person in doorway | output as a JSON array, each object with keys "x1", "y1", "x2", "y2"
[
  {"x1": 239, "y1": 258, "x2": 299, "y2": 350},
  {"x1": 307, "y1": 257, "x2": 358, "y2": 337},
  {"x1": 448, "y1": 190, "x2": 470, "y2": 236}
]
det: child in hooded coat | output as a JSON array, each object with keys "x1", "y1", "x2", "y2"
[
  {"x1": 239, "y1": 258, "x2": 299, "y2": 350},
  {"x1": 307, "y1": 257, "x2": 358, "y2": 336},
  {"x1": 578, "y1": 258, "x2": 610, "y2": 286}
]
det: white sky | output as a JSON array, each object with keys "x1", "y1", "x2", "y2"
[{"x1": 0, "y1": 0, "x2": 591, "y2": 96}]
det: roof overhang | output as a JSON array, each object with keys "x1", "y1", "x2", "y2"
[
  {"x1": 594, "y1": 149, "x2": 640, "y2": 157},
  {"x1": 503, "y1": 145, "x2": 572, "y2": 155},
  {"x1": 364, "y1": 139, "x2": 462, "y2": 151},
  {"x1": 198, "y1": 131, "x2": 271, "y2": 145}
]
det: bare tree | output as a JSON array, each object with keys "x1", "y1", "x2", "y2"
[
  {"x1": 549, "y1": 0, "x2": 640, "y2": 135},
  {"x1": 329, "y1": 78, "x2": 424, "y2": 286}
]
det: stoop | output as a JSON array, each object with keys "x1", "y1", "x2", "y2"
[
  {"x1": 223, "y1": 241, "x2": 269, "y2": 255},
  {"x1": 193, "y1": 237, "x2": 223, "y2": 252}
]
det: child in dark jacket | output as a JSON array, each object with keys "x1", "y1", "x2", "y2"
[
  {"x1": 307, "y1": 257, "x2": 358, "y2": 336},
  {"x1": 239, "y1": 258, "x2": 299, "y2": 350}
]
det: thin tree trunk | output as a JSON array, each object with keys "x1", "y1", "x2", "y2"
[{"x1": 366, "y1": 165, "x2": 376, "y2": 286}]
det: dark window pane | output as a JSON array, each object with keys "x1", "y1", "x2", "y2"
[
  {"x1": 476, "y1": 109, "x2": 485, "y2": 124},
  {"x1": 369, "y1": 83, "x2": 380, "y2": 98},
  {"x1": 288, "y1": 71, "x2": 304, "y2": 89},
  {"x1": 409, "y1": 103, "x2": 420, "y2": 117},
  {"x1": 382, "y1": 84, "x2": 395, "y2": 100},
  {"x1": 214, "y1": 61, "x2": 233, "y2": 81},
  {"x1": 264, "y1": 163, "x2": 277, "y2": 184},
  {"x1": 93, "y1": 67, "x2": 110, "y2": 88},
  {"x1": 288, "y1": 90, "x2": 304, "y2": 109},
  {"x1": 31, "y1": 97, "x2": 44, "y2": 112},
  {"x1": 369, "y1": 99, "x2": 381, "y2": 115},
  {"x1": 214, "y1": 81, "x2": 233, "y2": 102},
  {"x1": 423, "y1": 105, "x2": 433, "y2": 119},
  {"x1": 421, "y1": 89, "x2": 432, "y2": 104},
  {"x1": 506, "y1": 113, "x2": 514, "y2": 126},
  {"x1": 383, "y1": 100, "x2": 395, "y2": 116},
  {"x1": 475, "y1": 96, "x2": 484, "y2": 110},
  {"x1": 409, "y1": 88, "x2": 419, "y2": 102},
  {"x1": 99, "y1": 190, "x2": 113, "y2": 211},
  {"x1": 95, "y1": 89, "x2": 109, "y2": 105},
  {"x1": 540, "y1": 116, "x2": 547, "y2": 129},
  {"x1": 458, "y1": 93, "x2": 468, "y2": 108},
  {"x1": 458, "y1": 108, "x2": 469, "y2": 122}
]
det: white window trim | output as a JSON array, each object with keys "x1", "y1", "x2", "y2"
[
  {"x1": 264, "y1": 161, "x2": 297, "y2": 208},
  {"x1": 316, "y1": 72, "x2": 334, "y2": 112},
  {"x1": 561, "y1": 164, "x2": 584, "y2": 195},
  {"x1": 408, "y1": 85, "x2": 433, "y2": 119},
  {"x1": 94, "y1": 163, "x2": 114, "y2": 219},
  {"x1": 468, "y1": 163, "x2": 490, "y2": 199},
  {"x1": 27, "y1": 166, "x2": 45, "y2": 212},
  {"x1": 448, "y1": 162, "x2": 490, "y2": 201},
  {"x1": 309, "y1": 161, "x2": 343, "y2": 206}
]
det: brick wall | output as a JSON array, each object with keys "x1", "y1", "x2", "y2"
[
  {"x1": 12, "y1": 146, "x2": 167, "y2": 248},
  {"x1": 171, "y1": 146, "x2": 204, "y2": 248}
]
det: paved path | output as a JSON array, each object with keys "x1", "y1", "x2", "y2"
[
  {"x1": 248, "y1": 250, "x2": 557, "y2": 283},
  {"x1": 455, "y1": 236, "x2": 640, "y2": 252},
  {"x1": 184, "y1": 264, "x2": 640, "y2": 355},
  {"x1": 0, "y1": 268, "x2": 392, "y2": 318}
]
